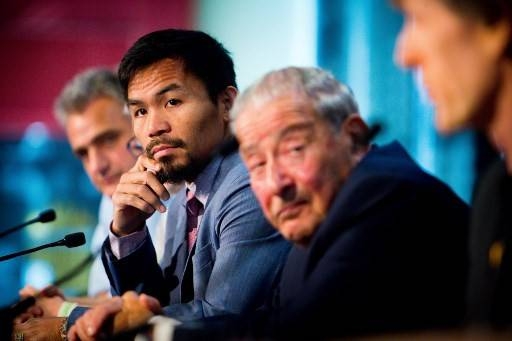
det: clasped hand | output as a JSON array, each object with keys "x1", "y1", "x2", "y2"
[{"x1": 67, "y1": 291, "x2": 162, "y2": 341}]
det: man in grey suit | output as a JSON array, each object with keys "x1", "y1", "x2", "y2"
[{"x1": 66, "y1": 28, "x2": 290, "y2": 340}]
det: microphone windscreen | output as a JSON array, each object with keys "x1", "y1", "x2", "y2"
[
  {"x1": 38, "y1": 209, "x2": 56, "y2": 223},
  {"x1": 63, "y1": 232, "x2": 86, "y2": 248}
]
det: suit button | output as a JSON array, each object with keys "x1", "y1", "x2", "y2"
[{"x1": 489, "y1": 240, "x2": 505, "y2": 269}]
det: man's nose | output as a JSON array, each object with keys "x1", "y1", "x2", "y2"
[
  {"x1": 146, "y1": 111, "x2": 171, "y2": 138},
  {"x1": 88, "y1": 148, "x2": 109, "y2": 176},
  {"x1": 394, "y1": 25, "x2": 418, "y2": 68},
  {"x1": 265, "y1": 159, "x2": 294, "y2": 199}
]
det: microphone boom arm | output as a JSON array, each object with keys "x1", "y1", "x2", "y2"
[
  {"x1": 0, "y1": 241, "x2": 61, "y2": 262},
  {"x1": 0, "y1": 217, "x2": 39, "y2": 239},
  {"x1": 0, "y1": 209, "x2": 56, "y2": 239},
  {"x1": 0, "y1": 232, "x2": 85, "y2": 262}
]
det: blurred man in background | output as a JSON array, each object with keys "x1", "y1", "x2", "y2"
[
  {"x1": 394, "y1": 0, "x2": 512, "y2": 327},
  {"x1": 54, "y1": 67, "x2": 140, "y2": 300},
  {"x1": 12, "y1": 68, "x2": 177, "y2": 339}
]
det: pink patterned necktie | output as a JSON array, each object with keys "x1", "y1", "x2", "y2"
[{"x1": 186, "y1": 190, "x2": 203, "y2": 252}]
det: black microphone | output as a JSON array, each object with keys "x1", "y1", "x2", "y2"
[
  {"x1": 359, "y1": 123, "x2": 382, "y2": 145},
  {"x1": 38, "y1": 209, "x2": 57, "y2": 223},
  {"x1": 56, "y1": 232, "x2": 86, "y2": 248},
  {"x1": 0, "y1": 209, "x2": 57, "y2": 239},
  {"x1": 0, "y1": 232, "x2": 86, "y2": 262},
  {"x1": 365, "y1": 123, "x2": 382, "y2": 143}
]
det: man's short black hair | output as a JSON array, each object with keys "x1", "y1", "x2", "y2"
[
  {"x1": 439, "y1": 0, "x2": 510, "y2": 26},
  {"x1": 438, "y1": 0, "x2": 511, "y2": 57},
  {"x1": 118, "y1": 28, "x2": 237, "y2": 103}
]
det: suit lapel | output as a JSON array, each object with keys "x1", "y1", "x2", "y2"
[{"x1": 165, "y1": 152, "x2": 236, "y2": 303}]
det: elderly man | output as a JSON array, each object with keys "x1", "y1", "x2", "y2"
[
  {"x1": 67, "y1": 28, "x2": 290, "y2": 340},
  {"x1": 393, "y1": 0, "x2": 512, "y2": 326},
  {"x1": 228, "y1": 66, "x2": 469, "y2": 338}
]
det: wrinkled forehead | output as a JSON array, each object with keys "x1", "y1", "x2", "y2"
[
  {"x1": 234, "y1": 92, "x2": 314, "y2": 129},
  {"x1": 236, "y1": 101, "x2": 322, "y2": 158},
  {"x1": 237, "y1": 85, "x2": 310, "y2": 119}
]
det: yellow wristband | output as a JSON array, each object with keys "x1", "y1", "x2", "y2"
[{"x1": 57, "y1": 301, "x2": 78, "y2": 317}]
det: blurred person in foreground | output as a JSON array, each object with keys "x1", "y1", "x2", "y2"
[
  {"x1": 393, "y1": 0, "x2": 512, "y2": 327},
  {"x1": 69, "y1": 66, "x2": 470, "y2": 340},
  {"x1": 12, "y1": 68, "x2": 177, "y2": 339},
  {"x1": 66, "y1": 28, "x2": 290, "y2": 340}
]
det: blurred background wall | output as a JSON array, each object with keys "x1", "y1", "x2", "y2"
[{"x1": 0, "y1": 0, "x2": 481, "y2": 306}]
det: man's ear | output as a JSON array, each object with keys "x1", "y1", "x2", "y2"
[
  {"x1": 473, "y1": 17, "x2": 511, "y2": 60},
  {"x1": 504, "y1": 14, "x2": 512, "y2": 58},
  {"x1": 341, "y1": 114, "x2": 370, "y2": 151},
  {"x1": 219, "y1": 86, "x2": 238, "y2": 122}
]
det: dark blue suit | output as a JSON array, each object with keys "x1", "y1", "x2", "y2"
[
  {"x1": 67, "y1": 151, "x2": 290, "y2": 329},
  {"x1": 273, "y1": 141, "x2": 469, "y2": 338},
  {"x1": 102, "y1": 151, "x2": 290, "y2": 321}
]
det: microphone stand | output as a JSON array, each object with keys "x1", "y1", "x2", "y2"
[
  {"x1": 0, "y1": 209, "x2": 56, "y2": 239},
  {"x1": 0, "y1": 232, "x2": 85, "y2": 262},
  {"x1": 0, "y1": 231, "x2": 84, "y2": 338},
  {"x1": 0, "y1": 217, "x2": 40, "y2": 239},
  {"x1": 0, "y1": 242, "x2": 62, "y2": 262},
  {"x1": 54, "y1": 252, "x2": 96, "y2": 287},
  {"x1": 0, "y1": 252, "x2": 95, "y2": 331}
]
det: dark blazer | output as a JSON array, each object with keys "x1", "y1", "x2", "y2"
[
  {"x1": 467, "y1": 159, "x2": 512, "y2": 326},
  {"x1": 273, "y1": 141, "x2": 469, "y2": 338}
]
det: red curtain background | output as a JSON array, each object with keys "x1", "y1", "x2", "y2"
[{"x1": 0, "y1": 0, "x2": 194, "y2": 138}]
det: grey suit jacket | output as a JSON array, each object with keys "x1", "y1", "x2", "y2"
[{"x1": 102, "y1": 150, "x2": 291, "y2": 321}]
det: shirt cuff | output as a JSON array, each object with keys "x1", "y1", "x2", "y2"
[
  {"x1": 57, "y1": 301, "x2": 78, "y2": 317},
  {"x1": 147, "y1": 315, "x2": 182, "y2": 341},
  {"x1": 66, "y1": 306, "x2": 89, "y2": 330},
  {"x1": 108, "y1": 225, "x2": 148, "y2": 259}
]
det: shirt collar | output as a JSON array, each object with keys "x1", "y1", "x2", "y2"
[{"x1": 185, "y1": 154, "x2": 223, "y2": 207}]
